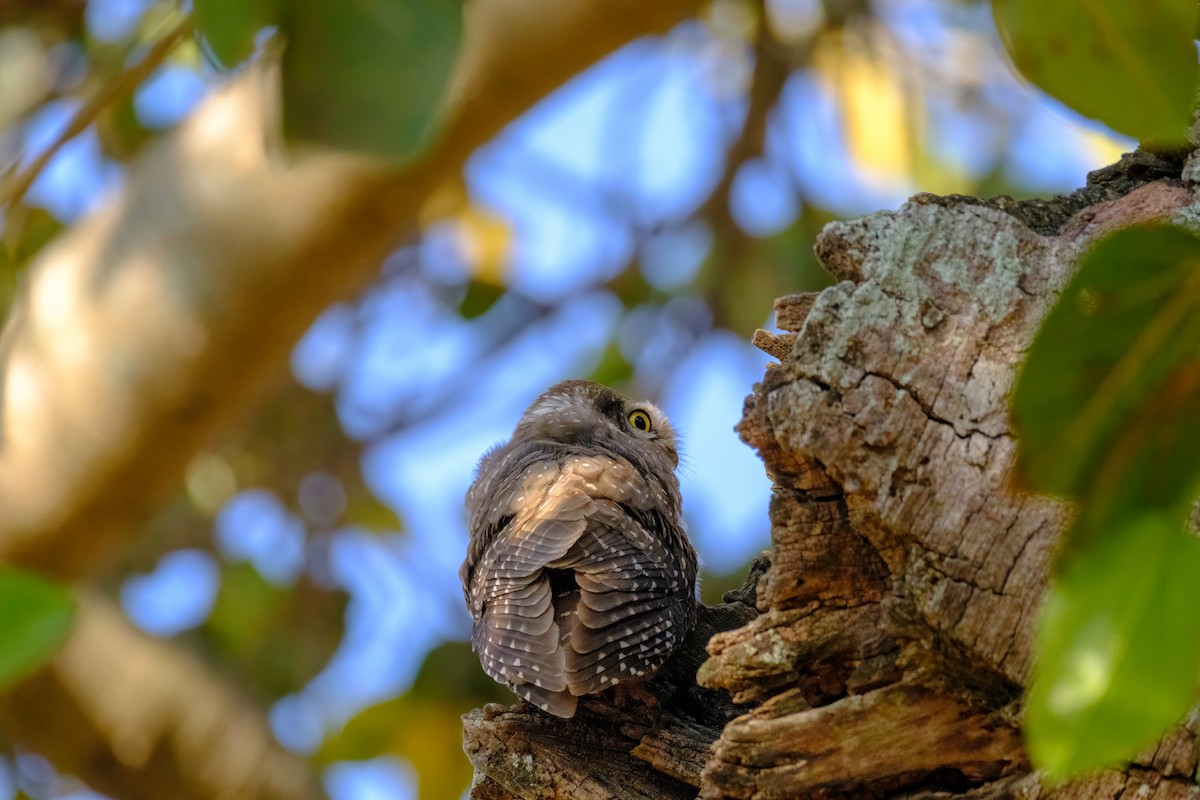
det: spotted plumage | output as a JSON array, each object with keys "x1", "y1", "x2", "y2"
[{"x1": 460, "y1": 380, "x2": 698, "y2": 717}]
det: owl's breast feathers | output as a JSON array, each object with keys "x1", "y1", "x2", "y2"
[{"x1": 461, "y1": 447, "x2": 697, "y2": 718}]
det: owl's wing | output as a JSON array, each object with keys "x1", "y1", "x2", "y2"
[
  {"x1": 551, "y1": 503, "x2": 695, "y2": 697},
  {"x1": 466, "y1": 462, "x2": 596, "y2": 717}
]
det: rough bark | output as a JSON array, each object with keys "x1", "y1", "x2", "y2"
[
  {"x1": 462, "y1": 151, "x2": 1200, "y2": 798},
  {"x1": 0, "y1": 1, "x2": 703, "y2": 797}
]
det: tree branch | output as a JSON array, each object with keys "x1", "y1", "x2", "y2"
[
  {"x1": 695, "y1": 6, "x2": 792, "y2": 329},
  {"x1": 0, "y1": 15, "x2": 194, "y2": 211}
]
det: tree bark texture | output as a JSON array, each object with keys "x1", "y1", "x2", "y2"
[{"x1": 463, "y1": 153, "x2": 1200, "y2": 798}]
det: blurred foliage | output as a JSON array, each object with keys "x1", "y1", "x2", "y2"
[
  {"x1": 1027, "y1": 513, "x2": 1200, "y2": 777},
  {"x1": 700, "y1": 564, "x2": 760, "y2": 606},
  {"x1": 193, "y1": 0, "x2": 276, "y2": 67},
  {"x1": 195, "y1": 0, "x2": 464, "y2": 159},
  {"x1": 458, "y1": 278, "x2": 507, "y2": 320},
  {"x1": 94, "y1": 91, "x2": 154, "y2": 161},
  {"x1": 234, "y1": 381, "x2": 403, "y2": 529},
  {"x1": 320, "y1": 641, "x2": 513, "y2": 800},
  {"x1": 106, "y1": 378, "x2": 389, "y2": 707},
  {"x1": 0, "y1": 570, "x2": 75, "y2": 691},
  {"x1": 0, "y1": 205, "x2": 61, "y2": 319},
  {"x1": 1014, "y1": 225, "x2": 1200, "y2": 776},
  {"x1": 195, "y1": 561, "x2": 347, "y2": 701},
  {"x1": 107, "y1": 376, "x2": 401, "y2": 573},
  {"x1": 993, "y1": 0, "x2": 1197, "y2": 146},
  {"x1": 0, "y1": 1, "x2": 85, "y2": 39},
  {"x1": 1013, "y1": 226, "x2": 1200, "y2": 508},
  {"x1": 280, "y1": 0, "x2": 463, "y2": 159}
]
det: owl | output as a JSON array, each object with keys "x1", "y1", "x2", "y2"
[{"x1": 461, "y1": 380, "x2": 698, "y2": 718}]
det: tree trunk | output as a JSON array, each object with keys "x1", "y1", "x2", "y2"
[{"x1": 461, "y1": 152, "x2": 1200, "y2": 799}]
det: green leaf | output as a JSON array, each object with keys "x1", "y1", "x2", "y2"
[
  {"x1": 0, "y1": 569, "x2": 76, "y2": 690},
  {"x1": 280, "y1": 0, "x2": 464, "y2": 160},
  {"x1": 1, "y1": 205, "x2": 64, "y2": 326},
  {"x1": 1027, "y1": 511, "x2": 1200, "y2": 777},
  {"x1": 1012, "y1": 224, "x2": 1200, "y2": 511},
  {"x1": 992, "y1": 0, "x2": 1197, "y2": 145},
  {"x1": 3, "y1": 204, "x2": 63, "y2": 262},
  {"x1": 194, "y1": 0, "x2": 279, "y2": 69},
  {"x1": 459, "y1": 280, "x2": 505, "y2": 320}
]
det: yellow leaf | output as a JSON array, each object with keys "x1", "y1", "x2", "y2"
[
  {"x1": 815, "y1": 31, "x2": 915, "y2": 183},
  {"x1": 1077, "y1": 127, "x2": 1128, "y2": 170},
  {"x1": 454, "y1": 205, "x2": 512, "y2": 284}
]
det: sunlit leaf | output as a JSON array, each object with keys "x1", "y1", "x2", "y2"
[
  {"x1": 0, "y1": 569, "x2": 76, "y2": 690},
  {"x1": 280, "y1": 0, "x2": 464, "y2": 160},
  {"x1": 193, "y1": 0, "x2": 278, "y2": 68},
  {"x1": 1027, "y1": 511, "x2": 1200, "y2": 777},
  {"x1": 993, "y1": 0, "x2": 1197, "y2": 144},
  {"x1": 817, "y1": 37, "x2": 911, "y2": 178},
  {"x1": 1012, "y1": 224, "x2": 1200, "y2": 510},
  {"x1": 456, "y1": 205, "x2": 513, "y2": 283},
  {"x1": 1014, "y1": 223, "x2": 1200, "y2": 773}
]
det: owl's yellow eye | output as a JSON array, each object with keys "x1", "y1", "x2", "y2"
[{"x1": 628, "y1": 410, "x2": 652, "y2": 433}]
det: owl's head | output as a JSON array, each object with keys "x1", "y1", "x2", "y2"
[{"x1": 514, "y1": 380, "x2": 679, "y2": 468}]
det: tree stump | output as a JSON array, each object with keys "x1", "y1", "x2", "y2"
[{"x1": 462, "y1": 152, "x2": 1200, "y2": 799}]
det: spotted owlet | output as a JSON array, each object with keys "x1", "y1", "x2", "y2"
[{"x1": 461, "y1": 380, "x2": 699, "y2": 717}]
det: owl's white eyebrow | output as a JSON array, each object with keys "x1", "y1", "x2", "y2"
[{"x1": 528, "y1": 394, "x2": 580, "y2": 416}]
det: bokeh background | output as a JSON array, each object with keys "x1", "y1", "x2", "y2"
[{"x1": 0, "y1": 0, "x2": 1130, "y2": 798}]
